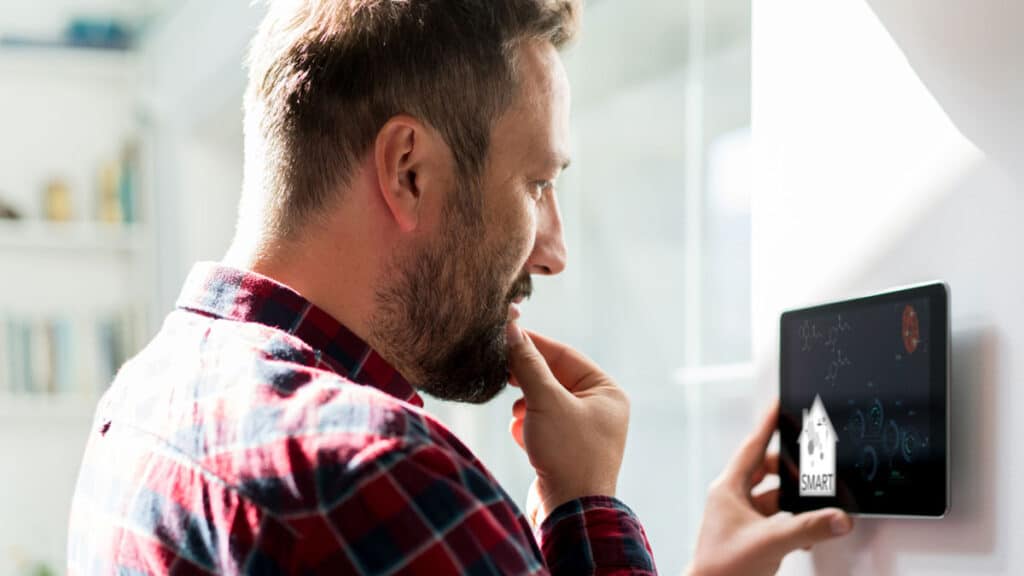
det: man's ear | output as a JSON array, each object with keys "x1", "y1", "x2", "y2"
[{"x1": 374, "y1": 115, "x2": 448, "y2": 233}]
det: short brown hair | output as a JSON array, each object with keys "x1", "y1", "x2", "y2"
[{"x1": 244, "y1": 0, "x2": 581, "y2": 238}]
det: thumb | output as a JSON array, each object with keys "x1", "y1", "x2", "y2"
[
  {"x1": 767, "y1": 508, "x2": 853, "y2": 555},
  {"x1": 506, "y1": 324, "x2": 570, "y2": 407}
]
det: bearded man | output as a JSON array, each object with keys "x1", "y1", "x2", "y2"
[{"x1": 68, "y1": 1, "x2": 852, "y2": 574}]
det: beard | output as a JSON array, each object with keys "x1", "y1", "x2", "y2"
[{"x1": 370, "y1": 191, "x2": 532, "y2": 404}]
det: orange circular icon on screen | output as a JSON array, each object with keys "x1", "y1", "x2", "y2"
[{"x1": 902, "y1": 305, "x2": 920, "y2": 354}]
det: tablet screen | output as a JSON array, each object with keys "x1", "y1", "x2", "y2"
[{"x1": 779, "y1": 283, "x2": 948, "y2": 517}]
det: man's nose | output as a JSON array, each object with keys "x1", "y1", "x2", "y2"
[{"x1": 526, "y1": 195, "x2": 567, "y2": 276}]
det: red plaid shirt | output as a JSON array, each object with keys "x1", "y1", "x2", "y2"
[{"x1": 68, "y1": 263, "x2": 656, "y2": 575}]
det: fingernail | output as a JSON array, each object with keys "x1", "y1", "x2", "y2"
[
  {"x1": 831, "y1": 514, "x2": 852, "y2": 536},
  {"x1": 506, "y1": 322, "x2": 523, "y2": 346}
]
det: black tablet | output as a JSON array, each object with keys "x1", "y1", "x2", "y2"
[{"x1": 778, "y1": 283, "x2": 950, "y2": 518}]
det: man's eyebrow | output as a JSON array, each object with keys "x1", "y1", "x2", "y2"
[{"x1": 535, "y1": 153, "x2": 571, "y2": 175}]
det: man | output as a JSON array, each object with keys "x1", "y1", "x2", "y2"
[{"x1": 68, "y1": 1, "x2": 852, "y2": 574}]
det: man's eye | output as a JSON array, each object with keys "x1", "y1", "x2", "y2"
[{"x1": 531, "y1": 180, "x2": 554, "y2": 199}]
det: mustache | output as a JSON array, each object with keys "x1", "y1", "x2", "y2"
[{"x1": 508, "y1": 274, "x2": 533, "y2": 302}]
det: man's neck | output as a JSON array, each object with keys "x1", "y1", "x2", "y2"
[{"x1": 223, "y1": 230, "x2": 380, "y2": 358}]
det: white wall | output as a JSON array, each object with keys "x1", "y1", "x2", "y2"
[{"x1": 752, "y1": 0, "x2": 1022, "y2": 573}]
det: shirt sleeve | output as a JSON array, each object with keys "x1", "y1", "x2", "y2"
[
  {"x1": 296, "y1": 438, "x2": 657, "y2": 575},
  {"x1": 536, "y1": 496, "x2": 658, "y2": 575}
]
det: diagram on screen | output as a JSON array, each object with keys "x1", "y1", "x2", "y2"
[
  {"x1": 844, "y1": 396, "x2": 929, "y2": 484},
  {"x1": 799, "y1": 315, "x2": 852, "y2": 386}
]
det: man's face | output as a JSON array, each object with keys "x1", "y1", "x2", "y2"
[{"x1": 373, "y1": 41, "x2": 571, "y2": 403}]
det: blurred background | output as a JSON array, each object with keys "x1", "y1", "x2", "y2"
[{"x1": 1, "y1": 0, "x2": 1022, "y2": 574}]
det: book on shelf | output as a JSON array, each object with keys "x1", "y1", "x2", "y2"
[
  {"x1": 97, "y1": 140, "x2": 140, "y2": 225},
  {"x1": 0, "y1": 317, "x2": 31, "y2": 394},
  {"x1": 52, "y1": 317, "x2": 74, "y2": 394},
  {"x1": 119, "y1": 141, "x2": 139, "y2": 225},
  {"x1": 1, "y1": 311, "x2": 135, "y2": 398}
]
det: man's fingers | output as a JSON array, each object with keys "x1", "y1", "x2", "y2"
[
  {"x1": 523, "y1": 330, "x2": 603, "y2": 393},
  {"x1": 724, "y1": 400, "x2": 780, "y2": 489},
  {"x1": 509, "y1": 395, "x2": 526, "y2": 450},
  {"x1": 506, "y1": 325, "x2": 571, "y2": 407},
  {"x1": 509, "y1": 417, "x2": 525, "y2": 451},
  {"x1": 751, "y1": 488, "x2": 780, "y2": 516},
  {"x1": 512, "y1": 397, "x2": 527, "y2": 419},
  {"x1": 750, "y1": 452, "x2": 779, "y2": 488},
  {"x1": 765, "y1": 508, "x2": 853, "y2": 556}
]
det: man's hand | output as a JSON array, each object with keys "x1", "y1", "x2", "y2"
[
  {"x1": 687, "y1": 401, "x2": 853, "y2": 576},
  {"x1": 506, "y1": 325, "x2": 629, "y2": 526}
]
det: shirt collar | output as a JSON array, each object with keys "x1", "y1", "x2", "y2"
[{"x1": 175, "y1": 262, "x2": 423, "y2": 408}]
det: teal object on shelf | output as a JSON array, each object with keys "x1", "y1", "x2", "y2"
[{"x1": 65, "y1": 18, "x2": 134, "y2": 50}]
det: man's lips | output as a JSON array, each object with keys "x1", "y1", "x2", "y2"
[{"x1": 508, "y1": 275, "x2": 531, "y2": 322}]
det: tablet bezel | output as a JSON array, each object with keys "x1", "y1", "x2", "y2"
[{"x1": 778, "y1": 282, "x2": 950, "y2": 518}]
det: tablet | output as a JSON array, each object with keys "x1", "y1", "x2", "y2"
[{"x1": 778, "y1": 283, "x2": 950, "y2": 518}]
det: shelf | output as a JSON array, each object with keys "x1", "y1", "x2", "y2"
[{"x1": 0, "y1": 220, "x2": 145, "y2": 255}]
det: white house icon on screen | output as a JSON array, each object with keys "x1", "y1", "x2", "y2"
[{"x1": 798, "y1": 394, "x2": 837, "y2": 497}]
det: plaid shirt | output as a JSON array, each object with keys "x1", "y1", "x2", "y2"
[{"x1": 68, "y1": 262, "x2": 656, "y2": 575}]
